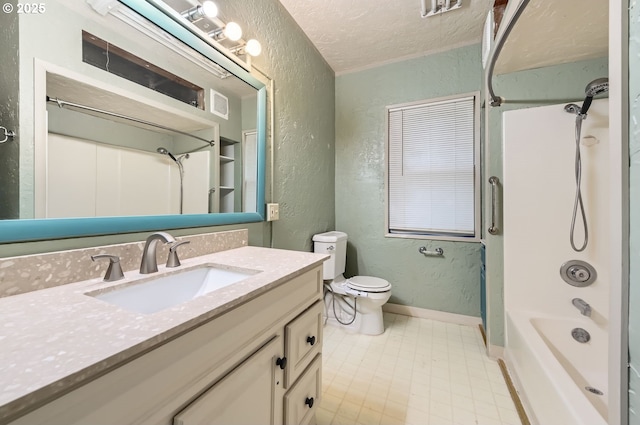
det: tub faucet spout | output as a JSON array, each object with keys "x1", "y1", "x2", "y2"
[{"x1": 572, "y1": 298, "x2": 591, "y2": 317}]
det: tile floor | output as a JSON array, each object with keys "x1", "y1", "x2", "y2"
[{"x1": 316, "y1": 313, "x2": 522, "y2": 425}]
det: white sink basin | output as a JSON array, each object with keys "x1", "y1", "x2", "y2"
[{"x1": 89, "y1": 266, "x2": 257, "y2": 314}]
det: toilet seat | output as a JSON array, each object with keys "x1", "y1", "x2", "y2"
[{"x1": 346, "y1": 276, "x2": 391, "y2": 293}]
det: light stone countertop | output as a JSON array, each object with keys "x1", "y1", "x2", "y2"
[{"x1": 0, "y1": 246, "x2": 328, "y2": 424}]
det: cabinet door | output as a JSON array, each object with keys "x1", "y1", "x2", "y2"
[{"x1": 174, "y1": 335, "x2": 282, "y2": 425}]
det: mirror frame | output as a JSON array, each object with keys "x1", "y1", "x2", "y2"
[{"x1": 0, "y1": 0, "x2": 267, "y2": 243}]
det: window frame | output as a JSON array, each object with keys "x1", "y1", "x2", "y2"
[{"x1": 384, "y1": 92, "x2": 481, "y2": 242}]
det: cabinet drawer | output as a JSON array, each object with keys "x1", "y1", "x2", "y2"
[
  {"x1": 284, "y1": 300, "x2": 323, "y2": 388},
  {"x1": 284, "y1": 354, "x2": 322, "y2": 425}
]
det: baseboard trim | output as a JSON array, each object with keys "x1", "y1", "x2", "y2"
[{"x1": 383, "y1": 303, "x2": 482, "y2": 327}]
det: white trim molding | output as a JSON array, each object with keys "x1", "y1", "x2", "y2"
[{"x1": 383, "y1": 303, "x2": 482, "y2": 327}]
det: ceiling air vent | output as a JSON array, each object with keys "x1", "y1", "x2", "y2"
[
  {"x1": 421, "y1": 0, "x2": 462, "y2": 18},
  {"x1": 210, "y1": 89, "x2": 229, "y2": 120}
]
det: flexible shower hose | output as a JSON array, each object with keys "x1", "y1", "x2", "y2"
[{"x1": 570, "y1": 115, "x2": 588, "y2": 252}]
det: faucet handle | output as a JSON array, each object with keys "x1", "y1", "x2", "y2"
[
  {"x1": 91, "y1": 254, "x2": 125, "y2": 282},
  {"x1": 166, "y1": 241, "x2": 190, "y2": 268}
]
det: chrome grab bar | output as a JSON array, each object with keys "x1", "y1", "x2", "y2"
[
  {"x1": 418, "y1": 247, "x2": 444, "y2": 256},
  {"x1": 488, "y1": 176, "x2": 500, "y2": 235}
]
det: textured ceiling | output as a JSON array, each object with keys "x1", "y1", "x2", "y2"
[
  {"x1": 278, "y1": 0, "x2": 493, "y2": 75},
  {"x1": 495, "y1": 0, "x2": 608, "y2": 74}
]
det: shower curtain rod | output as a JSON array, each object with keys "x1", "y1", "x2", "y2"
[
  {"x1": 486, "y1": 0, "x2": 530, "y2": 107},
  {"x1": 46, "y1": 96, "x2": 215, "y2": 146}
]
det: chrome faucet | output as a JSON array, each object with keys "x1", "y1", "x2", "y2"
[
  {"x1": 140, "y1": 232, "x2": 176, "y2": 274},
  {"x1": 572, "y1": 298, "x2": 592, "y2": 317}
]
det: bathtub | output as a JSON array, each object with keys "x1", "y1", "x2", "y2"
[{"x1": 505, "y1": 311, "x2": 608, "y2": 425}]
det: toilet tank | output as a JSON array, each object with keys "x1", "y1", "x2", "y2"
[{"x1": 312, "y1": 231, "x2": 347, "y2": 280}]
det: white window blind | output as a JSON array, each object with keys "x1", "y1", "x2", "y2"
[{"x1": 387, "y1": 96, "x2": 476, "y2": 237}]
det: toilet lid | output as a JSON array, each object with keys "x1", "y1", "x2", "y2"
[{"x1": 347, "y1": 276, "x2": 391, "y2": 293}]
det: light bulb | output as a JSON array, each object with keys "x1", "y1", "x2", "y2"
[
  {"x1": 181, "y1": 1, "x2": 217, "y2": 21},
  {"x1": 245, "y1": 39, "x2": 262, "y2": 57},
  {"x1": 224, "y1": 22, "x2": 243, "y2": 41},
  {"x1": 201, "y1": 1, "x2": 218, "y2": 18}
]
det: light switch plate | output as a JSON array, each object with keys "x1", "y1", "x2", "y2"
[{"x1": 267, "y1": 203, "x2": 279, "y2": 221}]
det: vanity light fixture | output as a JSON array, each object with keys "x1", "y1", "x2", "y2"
[
  {"x1": 176, "y1": 1, "x2": 263, "y2": 61},
  {"x1": 181, "y1": 0, "x2": 218, "y2": 22},
  {"x1": 229, "y1": 39, "x2": 262, "y2": 57},
  {"x1": 207, "y1": 28, "x2": 224, "y2": 41},
  {"x1": 207, "y1": 22, "x2": 244, "y2": 43}
]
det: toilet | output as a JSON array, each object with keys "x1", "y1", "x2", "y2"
[{"x1": 313, "y1": 231, "x2": 392, "y2": 335}]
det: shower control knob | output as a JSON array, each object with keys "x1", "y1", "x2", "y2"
[
  {"x1": 568, "y1": 266, "x2": 590, "y2": 282},
  {"x1": 560, "y1": 260, "x2": 597, "y2": 287}
]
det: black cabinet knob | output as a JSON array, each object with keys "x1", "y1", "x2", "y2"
[
  {"x1": 276, "y1": 357, "x2": 287, "y2": 369},
  {"x1": 305, "y1": 397, "x2": 314, "y2": 408},
  {"x1": 306, "y1": 336, "x2": 316, "y2": 346}
]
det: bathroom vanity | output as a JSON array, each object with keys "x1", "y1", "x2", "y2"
[{"x1": 0, "y1": 242, "x2": 326, "y2": 425}]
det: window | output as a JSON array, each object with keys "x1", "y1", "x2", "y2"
[{"x1": 386, "y1": 93, "x2": 480, "y2": 240}]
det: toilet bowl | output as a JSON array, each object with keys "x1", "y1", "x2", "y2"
[{"x1": 313, "y1": 231, "x2": 392, "y2": 335}]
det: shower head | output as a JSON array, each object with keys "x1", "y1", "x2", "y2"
[
  {"x1": 585, "y1": 78, "x2": 609, "y2": 97},
  {"x1": 580, "y1": 77, "x2": 609, "y2": 116},
  {"x1": 157, "y1": 147, "x2": 178, "y2": 163}
]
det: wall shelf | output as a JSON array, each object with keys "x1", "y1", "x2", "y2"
[{"x1": 219, "y1": 136, "x2": 238, "y2": 212}]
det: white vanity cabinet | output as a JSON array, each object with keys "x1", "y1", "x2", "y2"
[{"x1": 10, "y1": 266, "x2": 324, "y2": 425}]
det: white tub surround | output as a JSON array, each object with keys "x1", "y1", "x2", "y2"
[
  {"x1": 0, "y1": 243, "x2": 328, "y2": 424},
  {"x1": 503, "y1": 100, "x2": 610, "y2": 425}
]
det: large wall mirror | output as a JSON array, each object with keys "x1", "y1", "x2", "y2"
[{"x1": 0, "y1": 0, "x2": 267, "y2": 243}]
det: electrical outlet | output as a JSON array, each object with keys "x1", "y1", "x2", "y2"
[{"x1": 267, "y1": 203, "x2": 279, "y2": 221}]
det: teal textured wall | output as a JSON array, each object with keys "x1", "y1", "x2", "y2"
[
  {"x1": 484, "y1": 56, "x2": 608, "y2": 346},
  {"x1": 335, "y1": 45, "x2": 483, "y2": 316},
  {"x1": 215, "y1": 0, "x2": 336, "y2": 251},
  {"x1": 0, "y1": 10, "x2": 19, "y2": 219}
]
